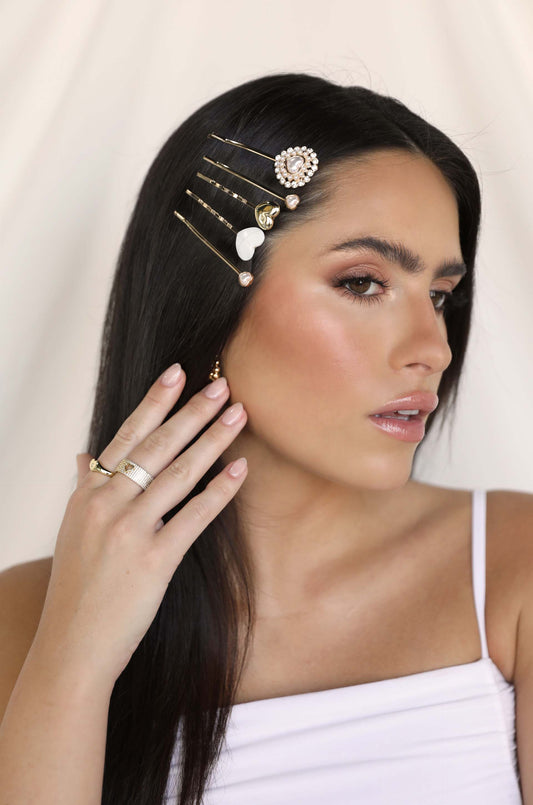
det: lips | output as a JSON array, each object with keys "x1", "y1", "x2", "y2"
[{"x1": 369, "y1": 391, "x2": 439, "y2": 417}]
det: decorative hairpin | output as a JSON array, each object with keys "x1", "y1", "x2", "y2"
[
  {"x1": 173, "y1": 210, "x2": 254, "y2": 287},
  {"x1": 207, "y1": 133, "x2": 319, "y2": 210},
  {"x1": 173, "y1": 131, "x2": 319, "y2": 287},
  {"x1": 196, "y1": 172, "x2": 281, "y2": 231},
  {"x1": 185, "y1": 188, "x2": 265, "y2": 261}
]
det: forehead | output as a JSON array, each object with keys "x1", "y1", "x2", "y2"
[
  {"x1": 270, "y1": 150, "x2": 461, "y2": 261},
  {"x1": 322, "y1": 150, "x2": 457, "y2": 215}
]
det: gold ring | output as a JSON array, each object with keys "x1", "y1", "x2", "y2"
[{"x1": 89, "y1": 458, "x2": 114, "y2": 477}]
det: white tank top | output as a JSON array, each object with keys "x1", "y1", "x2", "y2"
[{"x1": 163, "y1": 489, "x2": 522, "y2": 803}]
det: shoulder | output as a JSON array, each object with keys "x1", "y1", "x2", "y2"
[
  {"x1": 483, "y1": 490, "x2": 533, "y2": 677},
  {"x1": 492, "y1": 492, "x2": 533, "y2": 805},
  {"x1": 0, "y1": 557, "x2": 53, "y2": 720},
  {"x1": 499, "y1": 488, "x2": 533, "y2": 678},
  {"x1": 487, "y1": 488, "x2": 533, "y2": 630},
  {"x1": 429, "y1": 485, "x2": 531, "y2": 682}
]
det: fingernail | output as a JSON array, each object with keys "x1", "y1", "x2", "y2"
[
  {"x1": 160, "y1": 363, "x2": 182, "y2": 386},
  {"x1": 228, "y1": 457, "x2": 247, "y2": 477},
  {"x1": 204, "y1": 376, "x2": 228, "y2": 399},
  {"x1": 221, "y1": 402, "x2": 244, "y2": 425}
]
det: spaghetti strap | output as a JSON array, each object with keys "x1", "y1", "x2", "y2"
[{"x1": 471, "y1": 489, "x2": 489, "y2": 659}]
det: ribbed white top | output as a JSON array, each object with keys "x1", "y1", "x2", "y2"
[{"x1": 164, "y1": 489, "x2": 522, "y2": 804}]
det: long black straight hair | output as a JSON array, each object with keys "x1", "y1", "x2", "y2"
[{"x1": 86, "y1": 72, "x2": 481, "y2": 804}]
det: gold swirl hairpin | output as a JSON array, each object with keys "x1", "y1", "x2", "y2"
[
  {"x1": 196, "y1": 172, "x2": 281, "y2": 231},
  {"x1": 173, "y1": 132, "x2": 319, "y2": 287}
]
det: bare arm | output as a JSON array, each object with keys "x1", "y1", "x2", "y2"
[
  {"x1": 0, "y1": 364, "x2": 248, "y2": 803},
  {"x1": 0, "y1": 561, "x2": 116, "y2": 804},
  {"x1": 0, "y1": 635, "x2": 115, "y2": 805}
]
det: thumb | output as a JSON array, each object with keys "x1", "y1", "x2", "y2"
[{"x1": 76, "y1": 452, "x2": 93, "y2": 487}]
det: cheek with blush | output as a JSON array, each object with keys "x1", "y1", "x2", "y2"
[{"x1": 236, "y1": 279, "x2": 378, "y2": 455}]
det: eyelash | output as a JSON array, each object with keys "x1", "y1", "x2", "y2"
[{"x1": 333, "y1": 271, "x2": 469, "y2": 315}]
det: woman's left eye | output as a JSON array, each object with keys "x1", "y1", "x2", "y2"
[{"x1": 333, "y1": 272, "x2": 455, "y2": 314}]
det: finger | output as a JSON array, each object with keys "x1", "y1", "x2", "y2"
[
  {"x1": 85, "y1": 363, "x2": 186, "y2": 489},
  {"x1": 153, "y1": 456, "x2": 248, "y2": 563},
  {"x1": 76, "y1": 453, "x2": 92, "y2": 488},
  {"x1": 129, "y1": 400, "x2": 247, "y2": 528},
  {"x1": 106, "y1": 375, "x2": 231, "y2": 501}
]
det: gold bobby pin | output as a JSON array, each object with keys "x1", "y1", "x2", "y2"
[
  {"x1": 185, "y1": 188, "x2": 265, "y2": 262},
  {"x1": 173, "y1": 211, "x2": 254, "y2": 287},
  {"x1": 203, "y1": 155, "x2": 301, "y2": 210},
  {"x1": 208, "y1": 133, "x2": 277, "y2": 161},
  {"x1": 196, "y1": 172, "x2": 280, "y2": 231},
  {"x1": 202, "y1": 156, "x2": 300, "y2": 210}
]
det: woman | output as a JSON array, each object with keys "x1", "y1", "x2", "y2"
[{"x1": 0, "y1": 72, "x2": 530, "y2": 804}]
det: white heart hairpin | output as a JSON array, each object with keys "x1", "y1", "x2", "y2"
[
  {"x1": 235, "y1": 227, "x2": 265, "y2": 260},
  {"x1": 184, "y1": 189, "x2": 265, "y2": 262}
]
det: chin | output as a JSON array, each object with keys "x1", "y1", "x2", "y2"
[
  {"x1": 313, "y1": 452, "x2": 414, "y2": 492},
  {"x1": 353, "y1": 455, "x2": 414, "y2": 491}
]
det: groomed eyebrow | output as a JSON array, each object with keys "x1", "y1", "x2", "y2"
[{"x1": 322, "y1": 235, "x2": 467, "y2": 279}]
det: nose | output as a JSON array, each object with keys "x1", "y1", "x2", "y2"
[{"x1": 396, "y1": 298, "x2": 453, "y2": 374}]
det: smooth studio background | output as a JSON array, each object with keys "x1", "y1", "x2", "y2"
[{"x1": 1, "y1": 0, "x2": 532, "y2": 572}]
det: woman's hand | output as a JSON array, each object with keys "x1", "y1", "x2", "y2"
[{"x1": 33, "y1": 364, "x2": 248, "y2": 685}]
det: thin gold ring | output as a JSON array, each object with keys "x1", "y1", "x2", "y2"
[{"x1": 89, "y1": 458, "x2": 114, "y2": 477}]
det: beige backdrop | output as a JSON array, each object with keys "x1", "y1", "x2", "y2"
[{"x1": 1, "y1": 0, "x2": 532, "y2": 572}]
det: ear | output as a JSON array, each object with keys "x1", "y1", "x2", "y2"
[{"x1": 76, "y1": 453, "x2": 93, "y2": 488}]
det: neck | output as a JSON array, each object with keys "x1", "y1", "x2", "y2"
[{"x1": 225, "y1": 437, "x2": 428, "y2": 617}]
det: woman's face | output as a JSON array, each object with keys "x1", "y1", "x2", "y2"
[{"x1": 221, "y1": 150, "x2": 466, "y2": 489}]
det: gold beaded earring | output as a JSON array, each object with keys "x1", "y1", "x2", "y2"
[{"x1": 209, "y1": 357, "x2": 221, "y2": 381}]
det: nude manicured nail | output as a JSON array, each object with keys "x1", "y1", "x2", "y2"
[
  {"x1": 160, "y1": 363, "x2": 182, "y2": 386},
  {"x1": 228, "y1": 457, "x2": 247, "y2": 477},
  {"x1": 221, "y1": 402, "x2": 244, "y2": 425},
  {"x1": 204, "y1": 377, "x2": 228, "y2": 399}
]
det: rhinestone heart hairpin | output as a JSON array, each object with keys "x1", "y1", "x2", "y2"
[
  {"x1": 173, "y1": 131, "x2": 320, "y2": 287},
  {"x1": 205, "y1": 132, "x2": 319, "y2": 210}
]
